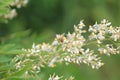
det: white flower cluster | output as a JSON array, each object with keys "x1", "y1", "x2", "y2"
[
  {"x1": 3, "y1": 0, "x2": 28, "y2": 21},
  {"x1": 48, "y1": 74, "x2": 74, "y2": 80},
  {"x1": 12, "y1": 19, "x2": 120, "y2": 77},
  {"x1": 10, "y1": 0, "x2": 29, "y2": 8},
  {"x1": 110, "y1": 27, "x2": 120, "y2": 41},
  {"x1": 98, "y1": 44, "x2": 120, "y2": 56},
  {"x1": 88, "y1": 19, "x2": 120, "y2": 55},
  {"x1": 89, "y1": 19, "x2": 120, "y2": 41}
]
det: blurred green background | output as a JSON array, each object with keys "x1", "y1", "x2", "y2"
[{"x1": 0, "y1": 0, "x2": 120, "y2": 80}]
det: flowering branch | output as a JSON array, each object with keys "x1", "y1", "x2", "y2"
[{"x1": 11, "y1": 19, "x2": 120, "y2": 79}]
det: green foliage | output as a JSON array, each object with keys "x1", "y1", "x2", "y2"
[{"x1": 0, "y1": 0, "x2": 120, "y2": 80}]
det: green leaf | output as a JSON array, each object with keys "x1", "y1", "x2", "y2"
[
  {"x1": 0, "y1": 63, "x2": 15, "y2": 71},
  {"x1": 0, "y1": 56, "x2": 12, "y2": 63},
  {"x1": 0, "y1": 7, "x2": 9, "y2": 15},
  {"x1": 5, "y1": 77, "x2": 26, "y2": 80},
  {"x1": 0, "y1": 44, "x2": 28, "y2": 55}
]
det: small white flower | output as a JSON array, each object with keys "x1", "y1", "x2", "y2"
[
  {"x1": 4, "y1": 9, "x2": 17, "y2": 19},
  {"x1": 48, "y1": 74, "x2": 62, "y2": 80},
  {"x1": 78, "y1": 20, "x2": 85, "y2": 29}
]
